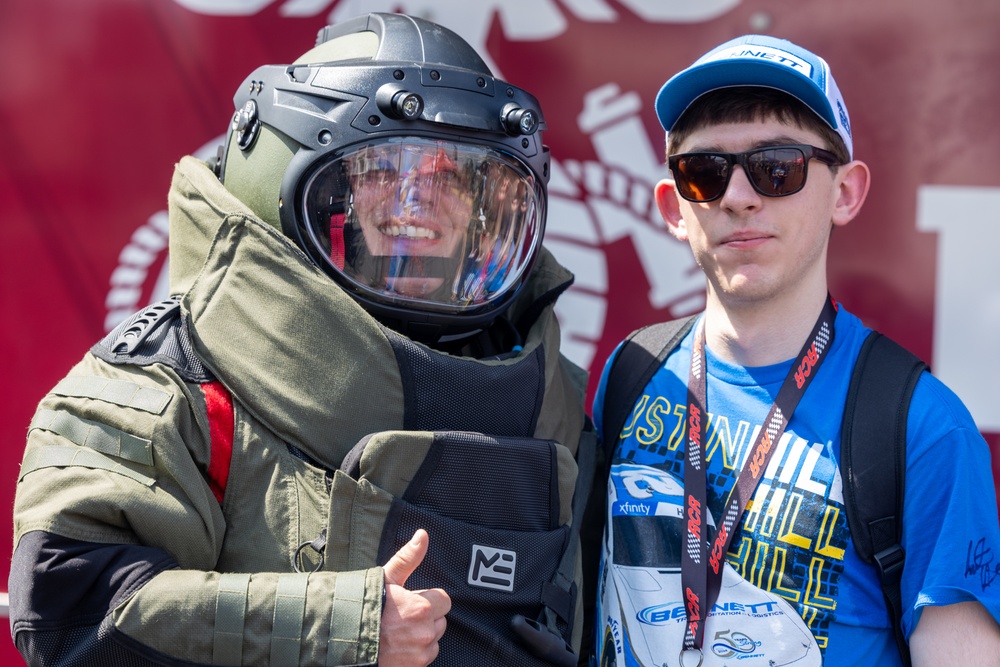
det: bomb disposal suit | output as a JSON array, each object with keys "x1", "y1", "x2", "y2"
[{"x1": 10, "y1": 13, "x2": 595, "y2": 667}]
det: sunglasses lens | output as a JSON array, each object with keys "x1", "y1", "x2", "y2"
[
  {"x1": 746, "y1": 147, "x2": 807, "y2": 196},
  {"x1": 673, "y1": 154, "x2": 730, "y2": 202}
]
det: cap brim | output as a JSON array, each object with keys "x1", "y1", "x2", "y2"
[{"x1": 654, "y1": 59, "x2": 838, "y2": 133}]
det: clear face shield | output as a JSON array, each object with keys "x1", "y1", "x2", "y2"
[{"x1": 300, "y1": 137, "x2": 543, "y2": 315}]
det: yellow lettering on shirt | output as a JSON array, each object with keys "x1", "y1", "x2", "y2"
[
  {"x1": 816, "y1": 505, "x2": 846, "y2": 560},
  {"x1": 777, "y1": 492, "x2": 813, "y2": 550}
]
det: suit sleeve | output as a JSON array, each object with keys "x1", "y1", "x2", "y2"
[{"x1": 10, "y1": 358, "x2": 384, "y2": 666}]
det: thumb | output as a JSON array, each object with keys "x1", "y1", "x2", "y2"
[{"x1": 382, "y1": 528, "x2": 429, "y2": 587}]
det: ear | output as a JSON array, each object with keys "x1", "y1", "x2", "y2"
[
  {"x1": 654, "y1": 178, "x2": 688, "y2": 241},
  {"x1": 831, "y1": 160, "x2": 871, "y2": 228}
]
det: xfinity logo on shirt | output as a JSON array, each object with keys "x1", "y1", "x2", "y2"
[{"x1": 468, "y1": 545, "x2": 516, "y2": 591}]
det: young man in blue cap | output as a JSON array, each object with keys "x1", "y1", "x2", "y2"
[{"x1": 592, "y1": 35, "x2": 1000, "y2": 666}]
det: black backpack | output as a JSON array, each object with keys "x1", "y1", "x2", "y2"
[{"x1": 599, "y1": 316, "x2": 927, "y2": 666}]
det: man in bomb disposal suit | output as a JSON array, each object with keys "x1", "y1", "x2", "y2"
[{"x1": 9, "y1": 13, "x2": 597, "y2": 667}]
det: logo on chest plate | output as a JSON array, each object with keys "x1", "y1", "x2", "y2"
[{"x1": 468, "y1": 544, "x2": 517, "y2": 591}]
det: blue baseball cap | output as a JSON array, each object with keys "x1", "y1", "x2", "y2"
[{"x1": 655, "y1": 35, "x2": 853, "y2": 159}]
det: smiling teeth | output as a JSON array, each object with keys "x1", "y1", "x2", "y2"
[{"x1": 384, "y1": 225, "x2": 438, "y2": 239}]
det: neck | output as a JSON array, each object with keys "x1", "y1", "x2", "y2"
[{"x1": 703, "y1": 284, "x2": 830, "y2": 367}]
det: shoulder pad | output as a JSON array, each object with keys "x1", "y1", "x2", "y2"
[{"x1": 91, "y1": 296, "x2": 215, "y2": 384}]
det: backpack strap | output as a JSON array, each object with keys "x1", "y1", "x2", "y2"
[
  {"x1": 840, "y1": 332, "x2": 927, "y2": 667},
  {"x1": 601, "y1": 315, "x2": 698, "y2": 452}
]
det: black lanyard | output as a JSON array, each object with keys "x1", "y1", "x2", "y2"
[{"x1": 679, "y1": 296, "x2": 838, "y2": 663}]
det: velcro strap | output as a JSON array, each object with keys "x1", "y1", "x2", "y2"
[
  {"x1": 30, "y1": 409, "x2": 153, "y2": 466},
  {"x1": 541, "y1": 581, "x2": 574, "y2": 625},
  {"x1": 272, "y1": 574, "x2": 309, "y2": 667},
  {"x1": 214, "y1": 573, "x2": 251, "y2": 666},
  {"x1": 20, "y1": 445, "x2": 154, "y2": 486},
  {"x1": 327, "y1": 571, "x2": 367, "y2": 666},
  {"x1": 52, "y1": 376, "x2": 171, "y2": 414}
]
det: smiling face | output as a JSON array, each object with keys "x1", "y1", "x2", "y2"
[
  {"x1": 299, "y1": 137, "x2": 543, "y2": 316},
  {"x1": 349, "y1": 143, "x2": 476, "y2": 297},
  {"x1": 657, "y1": 117, "x2": 863, "y2": 311}
]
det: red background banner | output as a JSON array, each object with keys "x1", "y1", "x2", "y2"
[{"x1": 2, "y1": 0, "x2": 998, "y2": 661}]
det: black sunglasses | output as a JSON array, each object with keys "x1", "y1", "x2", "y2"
[{"x1": 668, "y1": 144, "x2": 843, "y2": 203}]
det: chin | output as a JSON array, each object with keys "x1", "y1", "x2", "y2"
[
  {"x1": 386, "y1": 277, "x2": 446, "y2": 298},
  {"x1": 714, "y1": 276, "x2": 780, "y2": 304}
]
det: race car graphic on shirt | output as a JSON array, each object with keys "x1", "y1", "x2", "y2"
[{"x1": 597, "y1": 462, "x2": 820, "y2": 667}]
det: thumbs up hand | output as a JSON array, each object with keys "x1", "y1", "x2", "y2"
[{"x1": 378, "y1": 529, "x2": 452, "y2": 667}]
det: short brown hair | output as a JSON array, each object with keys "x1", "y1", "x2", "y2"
[{"x1": 666, "y1": 87, "x2": 850, "y2": 164}]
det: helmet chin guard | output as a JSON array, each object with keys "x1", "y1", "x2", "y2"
[{"x1": 218, "y1": 12, "x2": 550, "y2": 341}]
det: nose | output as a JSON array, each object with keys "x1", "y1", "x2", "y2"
[{"x1": 719, "y1": 164, "x2": 762, "y2": 211}]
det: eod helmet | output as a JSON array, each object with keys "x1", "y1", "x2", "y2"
[{"x1": 216, "y1": 12, "x2": 550, "y2": 341}]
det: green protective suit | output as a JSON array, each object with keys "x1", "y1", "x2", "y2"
[{"x1": 11, "y1": 156, "x2": 590, "y2": 666}]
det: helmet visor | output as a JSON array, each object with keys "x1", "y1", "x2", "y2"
[{"x1": 300, "y1": 137, "x2": 543, "y2": 314}]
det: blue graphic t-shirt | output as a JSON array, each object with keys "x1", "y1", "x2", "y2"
[{"x1": 592, "y1": 306, "x2": 1000, "y2": 666}]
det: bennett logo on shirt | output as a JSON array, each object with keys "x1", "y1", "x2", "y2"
[{"x1": 637, "y1": 598, "x2": 787, "y2": 626}]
